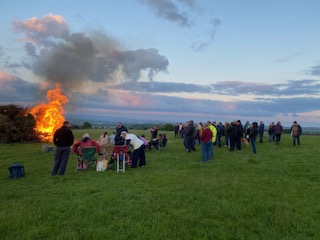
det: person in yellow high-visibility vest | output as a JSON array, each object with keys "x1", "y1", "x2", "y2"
[
  {"x1": 207, "y1": 121, "x2": 217, "y2": 159},
  {"x1": 208, "y1": 121, "x2": 217, "y2": 143}
]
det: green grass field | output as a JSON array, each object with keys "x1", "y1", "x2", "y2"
[{"x1": 1, "y1": 130, "x2": 320, "y2": 240}]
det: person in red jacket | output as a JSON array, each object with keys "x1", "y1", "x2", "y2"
[
  {"x1": 73, "y1": 133, "x2": 101, "y2": 156},
  {"x1": 200, "y1": 123, "x2": 213, "y2": 163}
]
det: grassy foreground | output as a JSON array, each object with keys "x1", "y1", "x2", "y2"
[{"x1": 1, "y1": 130, "x2": 320, "y2": 240}]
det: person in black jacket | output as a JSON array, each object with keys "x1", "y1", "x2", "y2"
[
  {"x1": 185, "y1": 120, "x2": 196, "y2": 153},
  {"x1": 249, "y1": 122, "x2": 258, "y2": 154},
  {"x1": 236, "y1": 120, "x2": 244, "y2": 150},
  {"x1": 115, "y1": 122, "x2": 128, "y2": 145},
  {"x1": 51, "y1": 121, "x2": 74, "y2": 176}
]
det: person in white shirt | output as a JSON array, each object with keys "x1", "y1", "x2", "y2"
[{"x1": 120, "y1": 131, "x2": 146, "y2": 168}]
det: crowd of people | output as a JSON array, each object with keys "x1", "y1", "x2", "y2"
[
  {"x1": 174, "y1": 120, "x2": 303, "y2": 163},
  {"x1": 51, "y1": 120, "x2": 302, "y2": 176}
]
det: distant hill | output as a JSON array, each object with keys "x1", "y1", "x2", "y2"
[
  {"x1": 300, "y1": 127, "x2": 320, "y2": 135},
  {"x1": 67, "y1": 114, "x2": 320, "y2": 134}
]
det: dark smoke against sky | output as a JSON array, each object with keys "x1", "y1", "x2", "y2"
[
  {"x1": 12, "y1": 14, "x2": 169, "y2": 92},
  {"x1": 137, "y1": 0, "x2": 220, "y2": 51}
]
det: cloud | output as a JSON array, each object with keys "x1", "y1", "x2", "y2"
[
  {"x1": 113, "y1": 81, "x2": 210, "y2": 93},
  {"x1": 191, "y1": 18, "x2": 221, "y2": 52},
  {"x1": 306, "y1": 65, "x2": 320, "y2": 76},
  {"x1": 113, "y1": 48, "x2": 169, "y2": 82},
  {"x1": 64, "y1": 87, "x2": 320, "y2": 125},
  {"x1": 12, "y1": 14, "x2": 70, "y2": 46},
  {"x1": 10, "y1": 14, "x2": 169, "y2": 93},
  {"x1": 276, "y1": 52, "x2": 304, "y2": 63},
  {"x1": 137, "y1": 0, "x2": 220, "y2": 51},
  {"x1": 211, "y1": 80, "x2": 320, "y2": 96},
  {"x1": 110, "y1": 79, "x2": 320, "y2": 97},
  {"x1": 137, "y1": 0, "x2": 195, "y2": 27},
  {"x1": 2, "y1": 69, "x2": 320, "y2": 126},
  {"x1": 0, "y1": 71, "x2": 41, "y2": 104}
]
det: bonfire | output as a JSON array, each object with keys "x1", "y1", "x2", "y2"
[{"x1": 30, "y1": 83, "x2": 68, "y2": 142}]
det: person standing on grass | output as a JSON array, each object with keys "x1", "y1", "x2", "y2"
[
  {"x1": 51, "y1": 121, "x2": 74, "y2": 176},
  {"x1": 185, "y1": 120, "x2": 196, "y2": 153},
  {"x1": 290, "y1": 121, "x2": 302, "y2": 146},
  {"x1": 244, "y1": 121, "x2": 250, "y2": 138},
  {"x1": 216, "y1": 122, "x2": 224, "y2": 148},
  {"x1": 275, "y1": 121, "x2": 283, "y2": 144},
  {"x1": 200, "y1": 123, "x2": 213, "y2": 162},
  {"x1": 174, "y1": 123, "x2": 179, "y2": 138},
  {"x1": 268, "y1": 122, "x2": 276, "y2": 142},
  {"x1": 227, "y1": 121, "x2": 237, "y2": 151},
  {"x1": 258, "y1": 121, "x2": 265, "y2": 143},
  {"x1": 224, "y1": 121, "x2": 231, "y2": 148},
  {"x1": 179, "y1": 122, "x2": 184, "y2": 138},
  {"x1": 249, "y1": 122, "x2": 258, "y2": 154},
  {"x1": 120, "y1": 131, "x2": 146, "y2": 168},
  {"x1": 236, "y1": 120, "x2": 244, "y2": 150}
]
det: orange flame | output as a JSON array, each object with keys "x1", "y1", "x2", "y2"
[{"x1": 30, "y1": 83, "x2": 68, "y2": 142}]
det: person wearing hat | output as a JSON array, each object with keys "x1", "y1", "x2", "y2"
[
  {"x1": 120, "y1": 131, "x2": 146, "y2": 168},
  {"x1": 115, "y1": 122, "x2": 128, "y2": 145},
  {"x1": 290, "y1": 121, "x2": 302, "y2": 146},
  {"x1": 73, "y1": 133, "x2": 101, "y2": 156}
]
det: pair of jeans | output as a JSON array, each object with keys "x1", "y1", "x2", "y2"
[
  {"x1": 201, "y1": 141, "x2": 213, "y2": 162},
  {"x1": 250, "y1": 137, "x2": 257, "y2": 154},
  {"x1": 217, "y1": 136, "x2": 222, "y2": 148},
  {"x1": 225, "y1": 135, "x2": 230, "y2": 147},
  {"x1": 52, "y1": 147, "x2": 71, "y2": 175},
  {"x1": 293, "y1": 135, "x2": 300, "y2": 145},
  {"x1": 259, "y1": 133, "x2": 263, "y2": 143},
  {"x1": 269, "y1": 133, "x2": 275, "y2": 142}
]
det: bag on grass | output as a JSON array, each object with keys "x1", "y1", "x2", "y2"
[
  {"x1": 8, "y1": 163, "x2": 25, "y2": 178},
  {"x1": 96, "y1": 155, "x2": 108, "y2": 172},
  {"x1": 96, "y1": 160, "x2": 108, "y2": 172}
]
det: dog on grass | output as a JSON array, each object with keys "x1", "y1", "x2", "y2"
[{"x1": 241, "y1": 137, "x2": 249, "y2": 146}]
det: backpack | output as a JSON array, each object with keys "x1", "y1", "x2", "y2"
[{"x1": 8, "y1": 163, "x2": 25, "y2": 178}]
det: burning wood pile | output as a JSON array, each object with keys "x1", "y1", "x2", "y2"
[{"x1": 30, "y1": 83, "x2": 68, "y2": 142}]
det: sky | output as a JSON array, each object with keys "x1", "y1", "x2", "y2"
[{"x1": 1, "y1": 0, "x2": 320, "y2": 127}]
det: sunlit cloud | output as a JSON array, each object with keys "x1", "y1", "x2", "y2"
[{"x1": 12, "y1": 14, "x2": 70, "y2": 46}]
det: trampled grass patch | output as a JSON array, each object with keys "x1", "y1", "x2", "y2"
[{"x1": 1, "y1": 130, "x2": 320, "y2": 239}]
